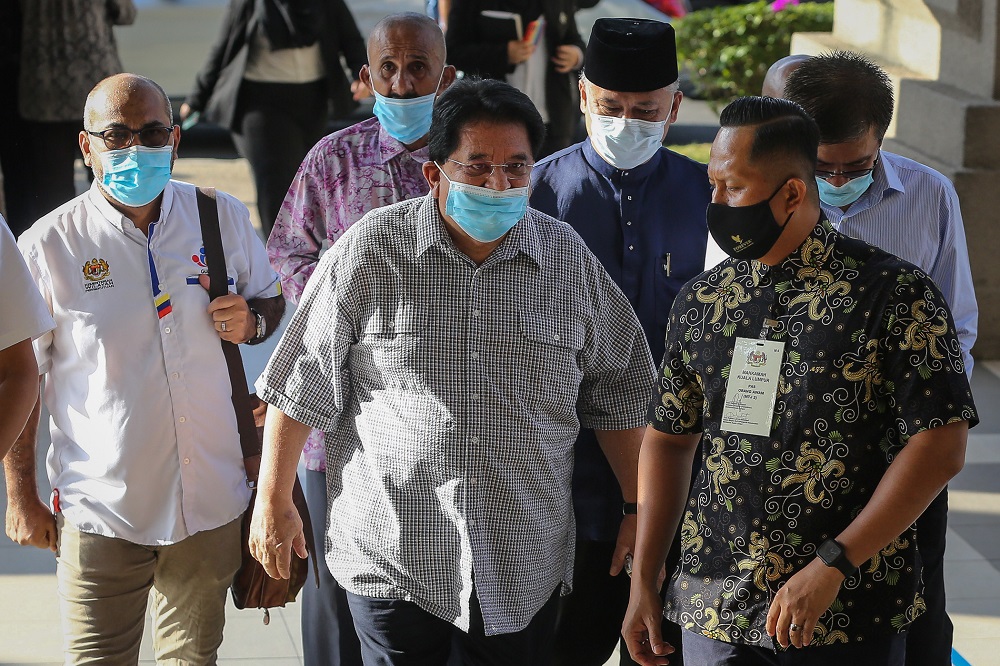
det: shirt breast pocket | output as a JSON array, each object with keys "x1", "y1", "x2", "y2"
[
  {"x1": 356, "y1": 307, "x2": 427, "y2": 391},
  {"x1": 516, "y1": 309, "x2": 586, "y2": 420}
]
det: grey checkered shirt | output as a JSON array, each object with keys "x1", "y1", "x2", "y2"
[{"x1": 257, "y1": 195, "x2": 654, "y2": 635}]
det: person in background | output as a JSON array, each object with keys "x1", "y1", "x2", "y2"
[
  {"x1": 5, "y1": 74, "x2": 284, "y2": 664},
  {"x1": 446, "y1": 0, "x2": 586, "y2": 156},
  {"x1": 760, "y1": 54, "x2": 809, "y2": 99},
  {"x1": 250, "y1": 77, "x2": 654, "y2": 666},
  {"x1": 530, "y1": 17, "x2": 709, "y2": 666},
  {"x1": 182, "y1": 0, "x2": 367, "y2": 235},
  {"x1": 428, "y1": 0, "x2": 452, "y2": 30},
  {"x1": 0, "y1": 215, "x2": 53, "y2": 461},
  {"x1": 782, "y1": 51, "x2": 978, "y2": 666},
  {"x1": 11, "y1": 0, "x2": 136, "y2": 237},
  {"x1": 624, "y1": 95, "x2": 976, "y2": 666},
  {"x1": 266, "y1": 12, "x2": 456, "y2": 666}
]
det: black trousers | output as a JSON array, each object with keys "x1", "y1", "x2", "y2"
[
  {"x1": 302, "y1": 469, "x2": 364, "y2": 666},
  {"x1": 682, "y1": 629, "x2": 905, "y2": 666},
  {"x1": 347, "y1": 586, "x2": 560, "y2": 666},
  {"x1": 553, "y1": 540, "x2": 683, "y2": 666},
  {"x1": 904, "y1": 487, "x2": 952, "y2": 666},
  {"x1": 231, "y1": 78, "x2": 327, "y2": 236}
]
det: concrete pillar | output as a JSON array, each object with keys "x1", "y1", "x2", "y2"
[{"x1": 792, "y1": 0, "x2": 1000, "y2": 359}]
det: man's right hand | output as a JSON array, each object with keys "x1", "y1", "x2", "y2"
[
  {"x1": 5, "y1": 495, "x2": 56, "y2": 552},
  {"x1": 248, "y1": 494, "x2": 308, "y2": 580},
  {"x1": 622, "y1": 581, "x2": 675, "y2": 665}
]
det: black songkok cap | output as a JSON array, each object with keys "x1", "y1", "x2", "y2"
[{"x1": 584, "y1": 18, "x2": 678, "y2": 92}]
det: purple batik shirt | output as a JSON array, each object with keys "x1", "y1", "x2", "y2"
[{"x1": 267, "y1": 116, "x2": 431, "y2": 471}]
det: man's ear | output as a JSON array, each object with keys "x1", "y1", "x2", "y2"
[
  {"x1": 439, "y1": 65, "x2": 457, "y2": 93},
  {"x1": 359, "y1": 64, "x2": 374, "y2": 96},
  {"x1": 578, "y1": 78, "x2": 588, "y2": 115},
  {"x1": 783, "y1": 177, "x2": 809, "y2": 215},
  {"x1": 79, "y1": 131, "x2": 92, "y2": 168},
  {"x1": 422, "y1": 161, "x2": 441, "y2": 197}
]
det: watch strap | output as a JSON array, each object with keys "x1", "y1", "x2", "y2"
[{"x1": 818, "y1": 538, "x2": 856, "y2": 578}]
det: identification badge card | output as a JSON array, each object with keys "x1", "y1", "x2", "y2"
[{"x1": 720, "y1": 337, "x2": 785, "y2": 437}]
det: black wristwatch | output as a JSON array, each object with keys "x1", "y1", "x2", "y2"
[
  {"x1": 249, "y1": 307, "x2": 265, "y2": 343},
  {"x1": 816, "y1": 538, "x2": 856, "y2": 579},
  {"x1": 622, "y1": 502, "x2": 638, "y2": 515}
]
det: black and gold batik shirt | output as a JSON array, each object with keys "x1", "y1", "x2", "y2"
[{"x1": 649, "y1": 219, "x2": 978, "y2": 648}]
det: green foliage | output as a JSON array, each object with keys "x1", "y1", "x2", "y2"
[
  {"x1": 674, "y1": 1, "x2": 834, "y2": 106},
  {"x1": 668, "y1": 142, "x2": 712, "y2": 163}
]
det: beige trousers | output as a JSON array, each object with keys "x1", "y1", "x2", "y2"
[{"x1": 55, "y1": 516, "x2": 242, "y2": 665}]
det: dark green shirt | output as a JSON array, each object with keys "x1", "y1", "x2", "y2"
[{"x1": 649, "y1": 219, "x2": 978, "y2": 648}]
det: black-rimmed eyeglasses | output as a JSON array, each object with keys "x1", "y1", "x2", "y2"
[
  {"x1": 87, "y1": 126, "x2": 174, "y2": 150},
  {"x1": 447, "y1": 158, "x2": 534, "y2": 179},
  {"x1": 815, "y1": 155, "x2": 880, "y2": 182}
]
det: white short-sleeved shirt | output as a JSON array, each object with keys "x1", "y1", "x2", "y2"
[
  {"x1": 1, "y1": 216, "x2": 54, "y2": 351},
  {"x1": 19, "y1": 181, "x2": 281, "y2": 545}
]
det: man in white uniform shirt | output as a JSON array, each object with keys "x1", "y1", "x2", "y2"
[
  {"x1": 4, "y1": 73, "x2": 284, "y2": 664},
  {"x1": 0, "y1": 215, "x2": 54, "y2": 460}
]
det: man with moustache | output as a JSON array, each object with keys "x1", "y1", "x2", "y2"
[
  {"x1": 251, "y1": 77, "x2": 654, "y2": 665},
  {"x1": 5, "y1": 73, "x2": 283, "y2": 663},
  {"x1": 265, "y1": 13, "x2": 456, "y2": 664}
]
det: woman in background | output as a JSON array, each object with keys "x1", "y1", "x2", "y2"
[{"x1": 183, "y1": 0, "x2": 366, "y2": 235}]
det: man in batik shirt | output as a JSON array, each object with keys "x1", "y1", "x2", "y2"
[
  {"x1": 623, "y1": 96, "x2": 977, "y2": 666},
  {"x1": 264, "y1": 13, "x2": 456, "y2": 666}
]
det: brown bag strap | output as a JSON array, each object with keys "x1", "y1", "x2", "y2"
[{"x1": 195, "y1": 187, "x2": 261, "y2": 473}]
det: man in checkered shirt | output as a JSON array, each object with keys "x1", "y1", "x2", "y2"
[{"x1": 250, "y1": 77, "x2": 655, "y2": 665}]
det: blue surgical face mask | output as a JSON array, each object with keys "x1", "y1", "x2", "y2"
[
  {"x1": 437, "y1": 164, "x2": 528, "y2": 243},
  {"x1": 588, "y1": 108, "x2": 670, "y2": 170},
  {"x1": 97, "y1": 145, "x2": 173, "y2": 207},
  {"x1": 372, "y1": 70, "x2": 444, "y2": 145},
  {"x1": 816, "y1": 171, "x2": 874, "y2": 207}
]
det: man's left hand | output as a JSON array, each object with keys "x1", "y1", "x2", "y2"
[
  {"x1": 766, "y1": 557, "x2": 844, "y2": 649},
  {"x1": 198, "y1": 274, "x2": 254, "y2": 343}
]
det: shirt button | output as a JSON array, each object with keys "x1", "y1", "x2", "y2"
[
  {"x1": 469, "y1": 477, "x2": 478, "y2": 486},
  {"x1": 164, "y1": 327, "x2": 171, "y2": 334},
  {"x1": 472, "y1": 393, "x2": 480, "y2": 401},
  {"x1": 172, "y1": 372, "x2": 180, "y2": 379},
  {"x1": 627, "y1": 195, "x2": 633, "y2": 201},
  {"x1": 178, "y1": 416, "x2": 186, "y2": 423},
  {"x1": 471, "y1": 351, "x2": 479, "y2": 360},
  {"x1": 628, "y1": 245, "x2": 634, "y2": 251},
  {"x1": 473, "y1": 309, "x2": 481, "y2": 318},
  {"x1": 183, "y1": 457, "x2": 190, "y2": 465},
  {"x1": 626, "y1": 221, "x2": 632, "y2": 226},
  {"x1": 623, "y1": 171, "x2": 629, "y2": 176},
  {"x1": 553, "y1": 334, "x2": 560, "y2": 341},
  {"x1": 471, "y1": 435, "x2": 480, "y2": 444}
]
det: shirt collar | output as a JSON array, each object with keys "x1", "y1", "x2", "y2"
[
  {"x1": 86, "y1": 180, "x2": 174, "y2": 235},
  {"x1": 377, "y1": 120, "x2": 431, "y2": 166},
  {"x1": 767, "y1": 216, "x2": 838, "y2": 276},
  {"x1": 414, "y1": 194, "x2": 542, "y2": 268},
  {"x1": 582, "y1": 136, "x2": 663, "y2": 180}
]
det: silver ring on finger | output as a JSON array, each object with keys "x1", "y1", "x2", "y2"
[
  {"x1": 789, "y1": 623, "x2": 801, "y2": 632},
  {"x1": 221, "y1": 321, "x2": 227, "y2": 332}
]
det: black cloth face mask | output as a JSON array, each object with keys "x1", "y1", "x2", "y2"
[{"x1": 707, "y1": 180, "x2": 793, "y2": 261}]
